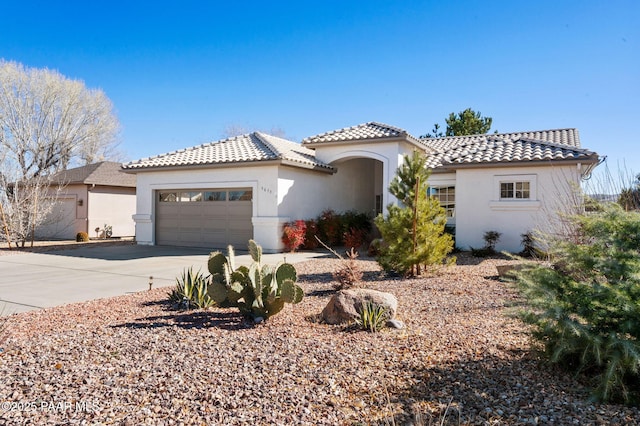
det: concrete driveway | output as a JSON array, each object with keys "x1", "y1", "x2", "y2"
[{"x1": 0, "y1": 244, "x2": 324, "y2": 316}]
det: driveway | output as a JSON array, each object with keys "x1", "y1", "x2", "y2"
[{"x1": 0, "y1": 244, "x2": 325, "y2": 316}]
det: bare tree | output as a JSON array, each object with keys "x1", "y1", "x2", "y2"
[{"x1": 0, "y1": 60, "x2": 120, "y2": 246}]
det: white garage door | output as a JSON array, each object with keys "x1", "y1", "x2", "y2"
[
  {"x1": 155, "y1": 188, "x2": 253, "y2": 249},
  {"x1": 35, "y1": 198, "x2": 77, "y2": 240}
]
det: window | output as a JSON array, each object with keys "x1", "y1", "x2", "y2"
[
  {"x1": 428, "y1": 186, "x2": 455, "y2": 218},
  {"x1": 159, "y1": 192, "x2": 178, "y2": 202},
  {"x1": 180, "y1": 191, "x2": 203, "y2": 202},
  {"x1": 204, "y1": 191, "x2": 226, "y2": 201},
  {"x1": 500, "y1": 181, "x2": 530, "y2": 199},
  {"x1": 229, "y1": 189, "x2": 252, "y2": 201}
]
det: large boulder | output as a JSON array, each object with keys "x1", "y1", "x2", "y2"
[{"x1": 321, "y1": 288, "x2": 398, "y2": 325}]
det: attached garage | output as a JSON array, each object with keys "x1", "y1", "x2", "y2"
[
  {"x1": 123, "y1": 132, "x2": 336, "y2": 252},
  {"x1": 36, "y1": 197, "x2": 78, "y2": 239},
  {"x1": 155, "y1": 188, "x2": 253, "y2": 248}
]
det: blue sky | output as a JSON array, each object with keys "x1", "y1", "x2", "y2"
[{"x1": 2, "y1": 1, "x2": 639, "y2": 181}]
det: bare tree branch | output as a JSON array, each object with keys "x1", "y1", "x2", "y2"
[{"x1": 0, "y1": 60, "x2": 121, "y2": 246}]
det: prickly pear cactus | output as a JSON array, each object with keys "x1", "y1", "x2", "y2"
[
  {"x1": 204, "y1": 240, "x2": 304, "y2": 320},
  {"x1": 206, "y1": 247, "x2": 248, "y2": 308},
  {"x1": 248, "y1": 239, "x2": 262, "y2": 263},
  {"x1": 247, "y1": 259, "x2": 304, "y2": 319}
]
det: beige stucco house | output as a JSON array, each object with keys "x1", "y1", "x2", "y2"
[
  {"x1": 36, "y1": 161, "x2": 136, "y2": 239},
  {"x1": 122, "y1": 122, "x2": 600, "y2": 253}
]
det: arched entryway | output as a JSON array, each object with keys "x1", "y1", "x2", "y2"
[{"x1": 323, "y1": 150, "x2": 390, "y2": 217}]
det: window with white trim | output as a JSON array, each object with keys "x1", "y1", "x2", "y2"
[
  {"x1": 500, "y1": 181, "x2": 530, "y2": 199},
  {"x1": 490, "y1": 174, "x2": 540, "y2": 211},
  {"x1": 428, "y1": 186, "x2": 455, "y2": 218}
]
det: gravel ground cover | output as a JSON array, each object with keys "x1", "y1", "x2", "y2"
[{"x1": 1, "y1": 252, "x2": 639, "y2": 425}]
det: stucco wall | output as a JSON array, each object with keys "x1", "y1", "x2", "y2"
[
  {"x1": 278, "y1": 158, "x2": 380, "y2": 220},
  {"x1": 455, "y1": 164, "x2": 582, "y2": 253},
  {"x1": 36, "y1": 184, "x2": 88, "y2": 239},
  {"x1": 88, "y1": 186, "x2": 136, "y2": 238}
]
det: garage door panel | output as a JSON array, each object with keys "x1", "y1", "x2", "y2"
[
  {"x1": 228, "y1": 203, "x2": 251, "y2": 214},
  {"x1": 229, "y1": 232, "x2": 252, "y2": 248},
  {"x1": 156, "y1": 188, "x2": 252, "y2": 249},
  {"x1": 228, "y1": 219, "x2": 250, "y2": 231},
  {"x1": 179, "y1": 231, "x2": 204, "y2": 242}
]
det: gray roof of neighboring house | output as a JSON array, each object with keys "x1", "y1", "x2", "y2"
[
  {"x1": 122, "y1": 132, "x2": 335, "y2": 173},
  {"x1": 51, "y1": 161, "x2": 136, "y2": 187},
  {"x1": 301, "y1": 122, "x2": 429, "y2": 149},
  {"x1": 421, "y1": 129, "x2": 599, "y2": 169}
]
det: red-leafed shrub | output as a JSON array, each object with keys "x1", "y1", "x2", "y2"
[
  {"x1": 317, "y1": 209, "x2": 341, "y2": 246},
  {"x1": 343, "y1": 228, "x2": 368, "y2": 250},
  {"x1": 303, "y1": 219, "x2": 319, "y2": 249},
  {"x1": 282, "y1": 220, "x2": 307, "y2": 252}
]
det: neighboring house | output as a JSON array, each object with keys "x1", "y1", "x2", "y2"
[
  {"x1": 36, "y1": 161, "x2": 137, "y2": 239},
  {"x1": 122, "y1": 122, "x2": 599, "y2": 253}
]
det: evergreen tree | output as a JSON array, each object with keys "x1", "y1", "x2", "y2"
[
  {"x1": 374, "y1": 151, "x2": 454, "y2": 276},
  {"x1": 421, "y1": 108, "x2": 493, "y2": 138},
  {"x1": 445, "y1": 108, "x2": 492, "y2": 136}
]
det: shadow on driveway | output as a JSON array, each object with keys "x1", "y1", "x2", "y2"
[{"x1": 32, "y1": 244, "x2": 216, "y2": 261}]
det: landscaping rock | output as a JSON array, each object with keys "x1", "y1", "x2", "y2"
[
  {"x1": 321, "y1": 288, "x2": 397, "y2": 325},
  {"x1": 386, "y1": 319, "x2": 404, "y2": 329}
]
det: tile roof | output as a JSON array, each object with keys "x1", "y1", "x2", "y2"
[
  {"x1": 302, "y1": 122, "x2": 427, "y2": 148},
  {"x1": 422, "y1": 129, "x2": 598, "y2": 169},
  {"x1": 50, "y1": 161, "x2": 136, "y2": 187},
  {"x1": 423, "y1": 128, "x2": 581, "y2": 152},
  {"x1": 122, "y1": 133, "x2": 335, "y2": 173}
]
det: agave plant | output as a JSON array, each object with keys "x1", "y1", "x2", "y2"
[
  {"x1": 355, "y1": 301, "x2": 388, "y2": 333},
  {"x1": 168, "y1": 267, "x2": 213, "y2": 309}
]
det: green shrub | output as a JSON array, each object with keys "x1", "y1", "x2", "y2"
[
  {"x1": 514, "y1": 204, "x2": 640, "y2": 404},
  {"x1": 470, "y1": 230, "x2": 502, "y2": 257},
  {"x1": 76, "y1": 231, "x2": 89, "y2": 242},
  {"x1": 483, "y1": 230, "x2": 501, "y2": 251},
  {"x1": 519, "y1": 231, "x2": 545, "y2": 258},
  {"x1": 340, "y1": 210, "x2": 372, "y2": 234}
]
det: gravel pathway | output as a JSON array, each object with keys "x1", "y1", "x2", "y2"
[{"x1": 1, "y1": 253, "x2": 638, "y2": 425}]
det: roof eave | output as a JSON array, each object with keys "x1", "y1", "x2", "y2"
[
  {"x1": 121, "y1": 158, "x2": 334, "y2": 174},
  {"x1": 280, "y1": 159, "x2": 336, "y2": 174},
  {"x1": 433, "y1": 155, "x2": 600, "y2": 171},
  {"x1": 302, "y1": 135, "x2": 431, "y2": 151},
  {"x1": 84, "y1": 181, "x2": 137, "y2": 188},
  {"x1": 121, "y1": 159, "x2": 283, "y2": 173}
]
